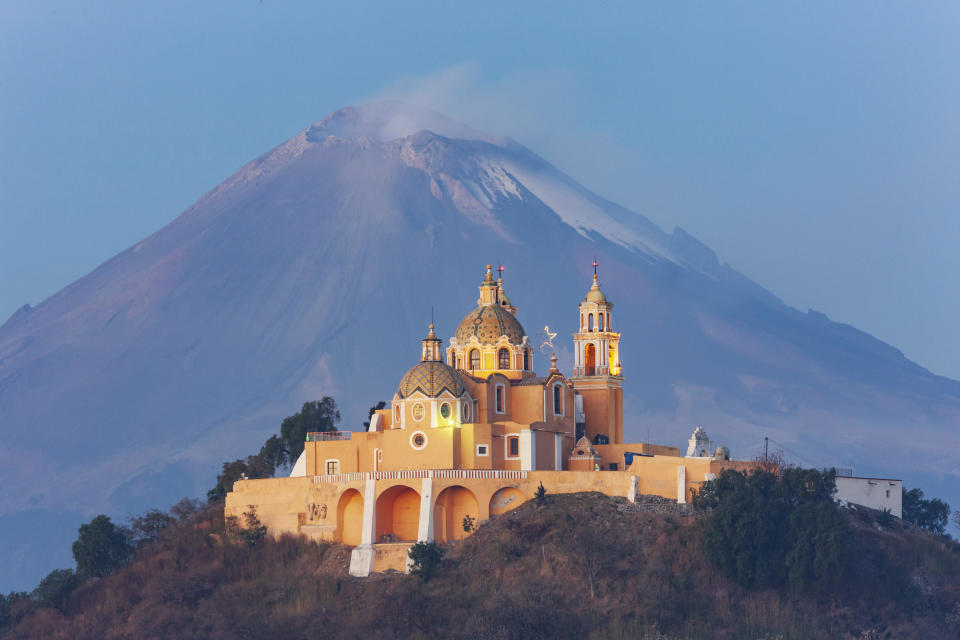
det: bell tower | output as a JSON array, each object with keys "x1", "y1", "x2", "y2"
[{"x1": 570, "y1": 262, "x2": 623, "y2": 445}]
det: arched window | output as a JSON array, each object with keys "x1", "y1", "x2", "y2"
[
  {"x1": 469, "y1": 349, "x2": 480, "y2": 370},
  {"x1": 523, "y1": 349, "x2": 530, "y2": 371},
  {"x1": 495, "y1": 384, "x2": 505, "y2": 414},
  {"x1": 598, "y1": 313, "x2": 604, "y2": 331},
  {"x1": 584, "y1": 343, "x2": 596, "y2": 376},
  {"x1": 553, "y1": 384, "x2": 563, "y2": 415},
  {"x1": 498, "y1": 347, "x2": 511, "y2": 370},
  {"x1": 588, "y1": 314, "x2": 594, "y2": 331}
]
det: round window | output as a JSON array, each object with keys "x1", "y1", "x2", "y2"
[
  {"x1": 462, "y1": 402, "x2": 471, "y2": 421},
  {"x1": 412, "y1": 402, "x2": 425, "y2": 421},
  {"x1": 440, "y1": 402, "x2": 451, "y2": 419},
  {"x1": 410, "y1": 431, "x2": 427, "y2": 450}
]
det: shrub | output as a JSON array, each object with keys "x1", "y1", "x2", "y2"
[
  {"x1": 462, "y1": 514, "x2": 476, "y2": 533},
  {"x1": 535, "y1": 482, "x2": 548, "y2": 506},
  {"x1": 408, "y1": 541, "x2": 444, "y2": 580}
]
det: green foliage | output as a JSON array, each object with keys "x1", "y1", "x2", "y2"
[
  {"x1": 0, "y1": 591, "x2": 31, "y2": 632},
  {"x1": 208, "y1": 397, "x2": 341, "y2": 502},
  {"x1": 902, "y1": 487, "x2": 950, "y2": 535},
  {"x1": 33, "y1": 569, "x2": 82, "y2": 612},
  {"x1": 700, "y1": 468, "x2": 850, "y2": 591},
  {"x1": 363, "y1": 400, "x2": 387, "y2": 428},
  {"x1": 534, "y1": 481, "x2": 548, "y2": 506},
  {"x1": 462, "y1": 514, "x2": 476, "y2": 533},
  {"x1": 408, "y1": 541, "x2": 444, "y2": 580},
  {"x1": 279, "y1": 397, "x2": 340, "y2": 463},
  {"x1": 72, "y1": 515, "x2": 133, "y2": 579}
]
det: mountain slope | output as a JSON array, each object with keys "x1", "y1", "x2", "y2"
[{"x1": 1, "y1": 101, "x2": 958, "y2": 590}]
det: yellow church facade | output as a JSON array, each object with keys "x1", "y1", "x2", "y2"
[{"x1": 226, "y1": 265, "x2": 757, "y2": 575}]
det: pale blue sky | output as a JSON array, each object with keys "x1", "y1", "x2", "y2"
[{"x1": 2, "y1": 2, "x2": 958, "y2": 379}]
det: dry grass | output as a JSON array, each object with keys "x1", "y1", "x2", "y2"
[{"x1": 4, "y1": 494, "x2": 960, "y2": 639}]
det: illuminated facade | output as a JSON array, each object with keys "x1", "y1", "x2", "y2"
[{"x1": 226, "y1": 264, "x2": 757, "y2": 576}]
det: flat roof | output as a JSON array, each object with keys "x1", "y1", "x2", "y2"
[{"x1": 836, "y1": 475, "x2": 903, "y2": 482}]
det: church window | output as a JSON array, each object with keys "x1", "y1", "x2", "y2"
[
  {"x1": 553, "y1": 384, "x2": 563, "y2": 415},
  {"x1": 412, "y1": 402, "x2": 425, "y2": 422},
  {"x1": 599, "y1": 313, "x2": 604, "y2": 331},
  {"x1": 523, "y1": 349, "x2": 530, "y2": 370},
  {"x1": 584, "y1": 343, "x2": 596, "y2": 376},
  {"x1": 498, "y1": 347, "x2": 511, "y2": 370},
  {"x1": 393, "y1": 404, "x2": 400, "y2": 425},
  {"x1": 495, "y1": 384, "x2": 505, "y2": 414},
  {"x1": 462, "y1": 401, "x2": 471, "y2": 421},
  {"x1": 477, "y1": 444, "x2": 489, "y2": 456},
  {"x1": 507, "y1": 435, "x2": 520, "y2": 458},
  {"x1": 325, "y1": 460, "x2": 340, "y2": 475},
  {"x1": 410, "y1": 431, "x2": 427, "y2": 450},
  {"x1": 588, "y1": 314, "x2": 594, "y2": 331},
  {"x1": 457, "y1": 356, "x2": 463, "y2": 369},
  {"x1": 439, "y1": 402, "x2": 452, "y2": 420},
  {"x1": 469, "y1": 349, "x2": 480, "y2": 370}
]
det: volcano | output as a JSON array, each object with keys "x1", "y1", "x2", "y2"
[{"x1": 2, "y1": 101, "x2": 958, "y2": 589}]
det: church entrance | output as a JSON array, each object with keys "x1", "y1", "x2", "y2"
[
  {"x1": 433, "y1": 485, "x2": 479, "y2": 543},
  {"x1": 336, "y1": 489, "x2": 364, "y2": 546},
  {"x1": 375, "y1": 485, "x2": 421, "y2": 542}
]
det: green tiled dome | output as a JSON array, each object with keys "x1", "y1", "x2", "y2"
[
  {"x1": 398, "y1": 361, "x2": 465, "y2": 399},
  {"x1": 454, "y1": 304, "x2": 526, "y2": 346}
]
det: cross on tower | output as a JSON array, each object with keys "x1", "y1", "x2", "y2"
[{"x1": 593, "y1": 258, "x2": 598, "y2": 276}]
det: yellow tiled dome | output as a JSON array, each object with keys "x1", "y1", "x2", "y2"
[
  {"x1": 397, "y1": 361, "x2": 465, "y2": 399},
  {"x1": 454, "y1": 304, "x2": 526, "y2": 346}
]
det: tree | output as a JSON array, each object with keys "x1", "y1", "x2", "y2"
[
  {"x1": 462, "y1": 514, "x2": 476, "y2": 533},
  {"x1": 363, "y1": 401, "x2": 387, "y2": 428},
  {"x1": 408, "y1": 541, "x2": 444, "y2": 580},
  {"x1": 279, "y1": 397, "x2": 341, "y2": 463},
  {"x1": 698, "y1": 468, "x2": 850, "y2": 591},
  {"x1": 72, "y1": 515, "x2": 133, "y2": 579},
  {"x1": 952, "y1": 509, "x2": 960, "y2": 532},
  {"x1": 902, "y1": 487, "x2": 950, "y2": 535},
  {"x1": 33, "y1": 569, "x2": 82, "y2": 613},
  {"x1": 128, "y1": 509, "x2": 175, "y2": 548}
]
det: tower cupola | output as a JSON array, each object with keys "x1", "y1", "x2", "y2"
[{"x1": 421, "y1": 323, "x2": 443, "y2": 362}]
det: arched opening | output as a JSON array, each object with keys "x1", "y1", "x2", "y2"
[
  {"x1": 489, "y1": 486, "x2": 526, "y2": 516},
  {"x1": 498, "y1": 347, "x2": 511, "y2": 370},
  {"x1": 495, "y1": 384, "x2": 505, "y2": 413},
  {"x1": 469, "y1": 348, "x2": 480, "y2": 370},
  {"x1": 336, "y1": 489, "x2": 364, "y2": 546},
  {"x1": 584, "y1": 343, "x2": 596, "y2": 375},
  {"x1": 588, "y1": 314, "x2": 594, "y2": 331},
  {"x1": 553, "y1": 384, "x2": 563, "y2": 415},
  {"x1": 433, "y1": 485, "x2": 479, "y2": 543},
  {"x1": 523, "y1": 349, "x2": 530, "y2": 371},
  {"x1": 599, "y1": 313, "x2": 604, "y2": 331},
  {"x1": 375, "y1": 485, "x2": 421, "y2": 543}
]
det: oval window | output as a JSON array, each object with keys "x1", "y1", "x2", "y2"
[
  {"x1": 412, "y1": 403, "x2": 425, "y2": 421},
  {"x1": 440, "y1": 402, "x2": 451, "y2": 419},
  {"x1": 462, "y1": 402, "x2": 471, "y2": 421},
  {"x1": 393, "y1": 404, "x2": 400, "y2": 423},
  {"x1": 414, "y1": 434, "x2": 425, "y2": 447}
]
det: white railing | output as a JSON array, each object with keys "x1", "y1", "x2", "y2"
[{"x1": 312, "y1": 469, "x2": 529, "y2": 485}]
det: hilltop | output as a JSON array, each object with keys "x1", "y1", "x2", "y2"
[
  {"x1": 3, "y1": 101, "x2": 960, "y2": 590},
  {"x1": 4, "y1": 493, "x2": 959, "y2": 639}
]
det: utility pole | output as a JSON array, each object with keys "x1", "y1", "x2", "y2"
[{"x1": 764, "y1": 436, "x2": 769, "y2": 462}]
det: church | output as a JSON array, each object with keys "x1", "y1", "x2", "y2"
[{"x1": 226, "y1": 264, "x2": 757, "y2": 576}]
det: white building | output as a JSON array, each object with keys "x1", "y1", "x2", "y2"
[{"x1": 835, "y1": 475, "x2": 902, "y2": 518}]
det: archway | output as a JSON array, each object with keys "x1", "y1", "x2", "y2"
[
  {"x1": 433, "y1": 485, "x2": 479, "y2": 543},
  {"x1": 584, "y1": 343, "x2": 596, "y2": 375},
  {"x1": 336, "y1": 489, "x2": 364, "y2": 546},
  {"x1": 489, "y1": 486, "x2": 526, "y2": 517},
  {"x1": 375, "y1": 485, "x2": 421, "y2": 542}
]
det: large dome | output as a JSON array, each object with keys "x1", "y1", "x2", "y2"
[
  {"x1": 454, "y1": 304, "x2": 526, "y2": 346},
  {"x1": 397, "y1": 361, "x2": 465, "y2": 399}
]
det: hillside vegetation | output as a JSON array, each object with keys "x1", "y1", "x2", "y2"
[{"x1": 2, "y1": 489, "x2": 959, "y2": 640}]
